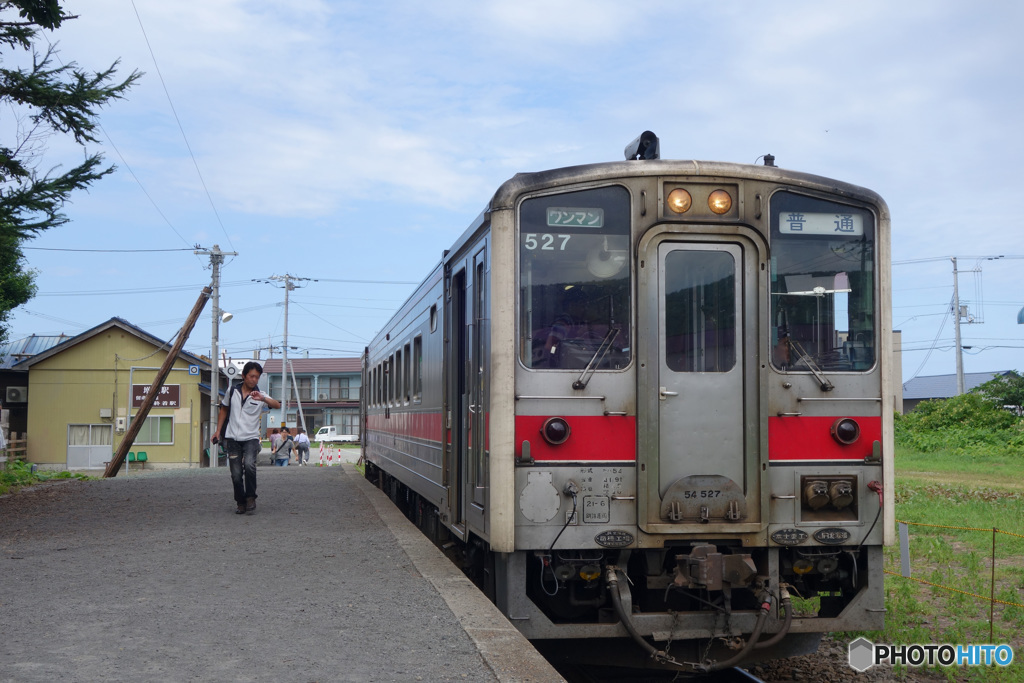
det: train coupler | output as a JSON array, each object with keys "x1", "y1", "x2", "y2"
[{"x1": 672, "y1": 544, "x2": 757, "y2": 591}]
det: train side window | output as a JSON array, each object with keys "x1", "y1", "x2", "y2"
[
  {"x1": 394, "y1": 349, "x2": 402, "y2": 405},
  {"x1": 430, "y1": 305, "x2": 437, "y2": 332},
  {"x1": 403, "y1": 342, "x2": 411, "y2": 402},
  {"x1": 388, "y1": 355, "x2": 395, "y2": 405},
  {"x1": 413, "y1": 336, "x2": 423, "y2": 401}
]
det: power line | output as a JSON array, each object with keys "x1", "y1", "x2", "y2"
[
  {"x1": 24, "y1": 246, "x2": 196, "y2": 253},
  {"x1": 130, "y1": 0, "x2": 232, "y2": 250}
]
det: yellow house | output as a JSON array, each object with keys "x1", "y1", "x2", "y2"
[{"x1": 22, "y1": 318, "x2": 212, "y2": 470}]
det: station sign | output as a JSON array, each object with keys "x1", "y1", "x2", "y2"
[{"x1": 131, "y1": 384, "x2": 180, "y2": 408}]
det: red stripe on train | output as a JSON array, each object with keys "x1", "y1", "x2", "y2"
[
  {"x1": 768, "y1": 416, "x2": 881, "y2": 461},
  {"x1": 366, "y1": 412, "x2": 444, "y2": 441},
  {"x1": 515, "y1": 415, "x2": 636, "y2": 461}
]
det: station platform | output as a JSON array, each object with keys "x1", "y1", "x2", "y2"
[{"x1": 0, "y1": 459, "x2": 564, "y2": 682}]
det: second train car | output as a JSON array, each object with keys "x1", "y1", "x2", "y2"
[{"x1": 362, "y1": 133, "x2": 893, "y2": 672}]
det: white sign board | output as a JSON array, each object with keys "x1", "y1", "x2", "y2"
[{"x1": 779, "y1": 211, "x2": 863, "y2": 236}]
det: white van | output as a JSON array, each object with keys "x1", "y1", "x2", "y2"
[{"x1": 314, "y1": 426, "x2": 358, "y2": 443}]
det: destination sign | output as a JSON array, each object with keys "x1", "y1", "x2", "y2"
[
  {"x1": 547, "y1": 207, "x2": 604, "y2": 228},
  {"x1": 779, "y1": 211, "x2": 864, "y2": 236}
]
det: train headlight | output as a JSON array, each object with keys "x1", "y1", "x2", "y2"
[
  {"x1": 667, "y1": 188, "x2": 692, "y2": 214},
  {"x1": 831, "y1": 418, "x2": 861, "y2": 445},
  {"x1": 579, "y1": 564, "x2": 601, "y2": 581},
  {"x1": 803, "y1": 480, "x2": 830, "y2": 510},
  {"x1": 541, "y1": 417, "x2": 571, "y2": 445},
  {"x1": 708, "y1": 189, "x2": 732, "y2": 214}
]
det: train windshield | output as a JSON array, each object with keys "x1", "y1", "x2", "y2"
[
  {"x1": 519, "y1": 185, "x2": 632, "y2": 370},
  {"x1": 770, "y1": 192, "x2": 876, "y2": 372}
]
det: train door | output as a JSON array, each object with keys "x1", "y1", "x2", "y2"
[
  {"x1": 466, "y1": 247, "x2": 488, "y2": 531},
  {"x1": 447, "y1": 268, "x2": 467, "y2": 536},
  {"x1": 446, "y1": 245, "x2": 489, "y2": 537},
  {"x1": 639, "y1": 235, "x2": 762, "y2": 531}
]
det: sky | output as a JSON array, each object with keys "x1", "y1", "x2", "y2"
[{"x1": 4, "y1": 0, "x2": 1022, "y2": 384}]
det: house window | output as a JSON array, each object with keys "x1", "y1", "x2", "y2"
[
  {"x1": 296, "y1": 377, "x2": 312, "y2": 400},
  {"x1": 134, "y1": 415, "x2": 173, "y2": 444},
  {"x1": 330, "y1": 376, "x2": 350, "y2": 400}
]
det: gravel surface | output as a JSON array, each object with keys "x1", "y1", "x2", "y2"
[
  {"x1": 0, "y1": 465, "x2": 501, "y2": 682},
  {"x1": 749, "y1": 635, "x2": 963, "y2": 682}
]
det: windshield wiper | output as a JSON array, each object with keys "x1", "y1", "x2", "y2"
[
  {"x1": 786, "y1": 337, "x2": 834, "y2": 392},
  {"x1": 573, "y1": 327, "x2": 620, "y2": 390}
]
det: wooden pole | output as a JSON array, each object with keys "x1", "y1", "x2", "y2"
[{"x1": 104, "y1": 287, "x2": 212, "y2": 478}]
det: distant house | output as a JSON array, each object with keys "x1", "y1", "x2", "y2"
[
  {"x1": 260, "y1": 357, "x2": 361, "y2": 437},
  {"x1": 19, "y1": 318, "x2": 212, "y2": 469},
  {"x1": 901, "y1": 371, "x2": 1015, "y2": 413},
  {"x1": 1, "y1": 333, "x2": 73, "y2": 437}
]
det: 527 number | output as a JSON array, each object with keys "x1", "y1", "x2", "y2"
[{"x1": 523, "y1": 233, "x2": 571, "y2": 251}]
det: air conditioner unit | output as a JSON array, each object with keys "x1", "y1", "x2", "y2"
[
  {"x1": 5, "y1": 386, "x2": 27, "y2": 403},
  {"x1": 318, "y1": 393, "x2": 330, "y2": 401}
]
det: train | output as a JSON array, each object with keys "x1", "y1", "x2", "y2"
[{"x1": 361, "y1": 132, "x2": 893, "y2": 672}]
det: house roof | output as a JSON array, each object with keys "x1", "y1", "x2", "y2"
[
  {"x1": 0, "y1": 334, "x2": 73, "y2": 369},
  {"x1": 902, "y1": 371, "x2": 1013, "y2": 400},
  {"x1": 19, "y1": 317, "x2": 210, "y2": 369},
  {"x1": 261, "y1": 357, "x2": 361, "y2": 374}
]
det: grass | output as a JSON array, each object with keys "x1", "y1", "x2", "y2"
[
  {"x1": 838, "y1": 446, "x2": 1024, "y2": 681},
  {"x1": 0, "y1": 460, "x2": 93, "y2": 495}
]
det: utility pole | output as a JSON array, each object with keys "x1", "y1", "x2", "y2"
[
  {"x1": 951, "y1": 257, "x2": 965, "y2": 395},
  {"x1": 254, "y1": 274, "x2": 316, "y2": 427},
  {"x1": 197, "y1": 244, "x2": 237, "y2": 466}
]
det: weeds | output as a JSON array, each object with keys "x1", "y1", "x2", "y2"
[{"x1": 0, "y1": 460, "x2": 92, "y2": 495}]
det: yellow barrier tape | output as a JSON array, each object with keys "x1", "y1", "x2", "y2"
[
  {"x1": 996, "y1": 529, "x2": 1024, "y2": 540},
  {"x1": 895, "y1": 519, "x2": 991, "y2": 532},
  {"x1": 884, "y1": 570, "x2": 1024, "y2": 609},
  {"x1": 896, "y1": 520, "x2": 1024, "y2": 539}
]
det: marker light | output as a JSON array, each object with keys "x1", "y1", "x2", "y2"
[
  {"x1": 831, "y1": 418, "x2": 861, "y2": 445},
  {"x1": 792, "y1": 558, "x2": 814, "y2": 575},
  {"x1": 541, "y1": 417, "x2": 571, "y2": 445},
  {"x1": 667, "y1": 188, "x2": 692, "y2": 214},
  {"x1": 708, "y1": 189, "x2": 732, "y2": 214}
]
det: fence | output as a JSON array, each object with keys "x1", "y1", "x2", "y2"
[
  {"x1": 888, "y1": 519, "x2": 1024, "y2": 641},
  {"x1": 1, "y1": 431, "x2": 25, "y2": 466}
]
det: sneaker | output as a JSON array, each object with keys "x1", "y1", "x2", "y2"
[
  {"x1": 236, "y1": 503, "x2": 246, "y2": 514},
  {"x1": 246, "y1": 497, "x2": 256, "y2": 513}
]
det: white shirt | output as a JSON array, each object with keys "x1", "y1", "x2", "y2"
[{"x1": 220, "y1": 385, "x2": 265, "y2": 441}]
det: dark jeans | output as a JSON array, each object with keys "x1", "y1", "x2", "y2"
[
  {"x1": 297, "y1": 445, "x2": 310, "y2": 463},
  {"x1": 226, "y1": 438, "x2": 260, "y2": 504}
]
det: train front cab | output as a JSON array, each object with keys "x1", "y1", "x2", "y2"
[{"x1": 496, "y1": 164, "x2": 892, "y2": 669}]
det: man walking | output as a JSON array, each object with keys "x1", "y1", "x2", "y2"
[
  {"x1": 213, "y1": 361, "x2": 280, "y2": 514},
  {"x1": 294, "y1": 427, "x2": 311, "y2": 465}
]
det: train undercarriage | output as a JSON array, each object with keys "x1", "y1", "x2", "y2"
[{"x1": 364, "y1": 462, "x2": 880, "y2": 672}]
